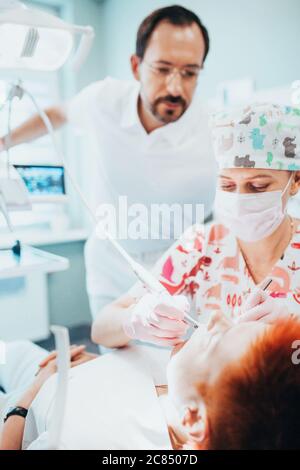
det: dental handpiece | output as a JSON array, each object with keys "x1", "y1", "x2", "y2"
[
  {"x1": 105, "y1": 231, "x2": 199, "y2": 329},
  {"x1": 131, "y1": 259, "x2": 199, "y2": 329}
]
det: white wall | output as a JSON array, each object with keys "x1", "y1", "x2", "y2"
[{"x1": 101, "y1": 0, "x2": 300, "y2": 99}]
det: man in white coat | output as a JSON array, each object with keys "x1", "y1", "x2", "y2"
[{"x1": 0, "y1": 5, "x2": 216, "y2": 321}]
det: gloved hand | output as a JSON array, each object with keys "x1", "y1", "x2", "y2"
[
  {"x1": 238, "y1": 288, "x2": 289, "y2": 324},
  {"x1": 122, "y1": 292, "x2": 190, "y2": 347}
]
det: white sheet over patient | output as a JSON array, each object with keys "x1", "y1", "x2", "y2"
[{"x1": 23, "y1": 345, "x2": 172, "y2": 450}]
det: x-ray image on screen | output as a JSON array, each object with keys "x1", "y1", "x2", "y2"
[{"x1": 14, "y1": 165, "x2": 66, "y2": 196}]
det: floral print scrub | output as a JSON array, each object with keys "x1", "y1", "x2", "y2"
[{"x1": 129, "y1": 222, "x2": 300, "y2": 323}]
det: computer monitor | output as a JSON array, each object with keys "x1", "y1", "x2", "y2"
[{"x1": 14, "y1": 164, "x2": 67, "y2": 203}]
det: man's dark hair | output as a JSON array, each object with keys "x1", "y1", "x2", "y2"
[{"x1": 136, "y1": 5, "x2": 210, "y2": 64}]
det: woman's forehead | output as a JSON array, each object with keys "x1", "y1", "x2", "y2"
[{"x1": 219, "y1": 168, "x2": 286, "y2": 180}]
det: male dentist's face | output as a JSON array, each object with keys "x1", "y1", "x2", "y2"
[
  {"x1": 167, "y1": 311, "x2": 268, "y2": 443},
  {"x1": 132, "y1": 21, "x2": 205, "y2": 125}
]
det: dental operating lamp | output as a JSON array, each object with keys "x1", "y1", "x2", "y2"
[
  {"x1": 0, "y1": 0, "x2": 95, "y2": 255},
  {"x1": 0, "y1": 0, "x2": 95, "y2": 72}
]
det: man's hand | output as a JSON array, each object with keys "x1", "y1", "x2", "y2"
[{"x1": 0, "y1": 105, "x2": 67, "y2": 158}]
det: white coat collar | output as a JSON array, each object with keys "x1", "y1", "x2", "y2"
[{"x1": 120, "y1": 81, "x2": 201, "y2": 147}]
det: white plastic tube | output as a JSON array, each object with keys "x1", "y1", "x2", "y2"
[{"x1": 47, "y1": 325, "x2": 70, "y2": 450}]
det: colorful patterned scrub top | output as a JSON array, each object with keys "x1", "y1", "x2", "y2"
[{"x1": 129, "y1": 222, "x2": 300, "y2": 323}]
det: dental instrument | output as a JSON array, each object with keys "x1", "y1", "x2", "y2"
[
  {"x1": 105, "y1": 231, "x2": 200, "y2": 329},
  {"x1": 261, "y1": 278, "x2": 273, "y2": 291}
]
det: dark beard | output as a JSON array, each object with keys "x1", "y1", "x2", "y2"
[{"x1": 150, "y1": 95, "x2": 187, "y2": 123}]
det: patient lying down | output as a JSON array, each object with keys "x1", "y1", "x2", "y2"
[{"x1": 1, "y1": 311, "x2": 300, "y2": 450}]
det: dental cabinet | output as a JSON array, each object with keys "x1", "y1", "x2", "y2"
[{"x1": 0, "y1": 242, "x2": 69, "y2": 341}]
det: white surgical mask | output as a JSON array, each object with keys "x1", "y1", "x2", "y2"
[{"x1": 214, "y1": 174, "x2": 293, "y2": 242}]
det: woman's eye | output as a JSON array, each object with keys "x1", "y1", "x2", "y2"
[
  {"x1": 249, "y1": 184, "x2": 269, "y2": 192},
  {"x1": 220, "y1": 185, "x2": 235, "y2": 191}
]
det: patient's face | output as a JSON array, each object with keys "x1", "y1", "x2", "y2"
[{"x1": 167, "y1": 310, "x2": 268, "y2": 417}]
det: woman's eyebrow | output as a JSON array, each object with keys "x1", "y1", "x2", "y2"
[
  {"x1": 247, "y1": 174, "x2": 273, "y2": 179},
  {"x1": 220, "y1": 175, "x2": 273, "y2": 180},
  {"x1": 219, "y1": 175, "x2": 232, "y2": 180}
]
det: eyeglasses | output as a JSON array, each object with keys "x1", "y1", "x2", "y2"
[{"x1": 143, "y1": 61, "x2": 201, "y2": 84}]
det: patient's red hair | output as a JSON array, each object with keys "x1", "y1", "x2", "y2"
[{"x1": 199, "y1": 317, "x2": 300, "y2": 450}]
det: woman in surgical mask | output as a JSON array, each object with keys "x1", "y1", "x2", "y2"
[
  {"x1": 205, "y1": 103, "x2": 300, "y2": 323},
  {"x1": 93, "y1": 103, "x2": 300, "y2": 349},
  {"x1": 213, "y1": 166, "x2": 299, "y2": 322}
]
